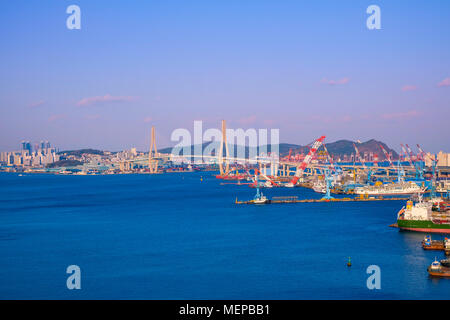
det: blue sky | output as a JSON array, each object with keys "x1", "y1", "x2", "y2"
[{"x1": 0, "y1": 0, "x2": 449, "y2": 152}]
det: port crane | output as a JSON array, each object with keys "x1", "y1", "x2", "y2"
[
  {"x1": 400, "y1": 144, "x2": 413, "y2": 167},
  {"x1": 418, "y1": 148, "x2": 440, "y2": 197},
  {"x1": 401, "y1": 143, "x2": 425, "y2": 180},
  {"x1": 417, "y1": 144, "x2": 426, "y2": 161},
  {"x1": 321, "y1": 144, "x2": 336, "y2": 172},
  {"x1": 322, "y1": 169, "x2": 335, "y2": 200},
  {"x1": 378, "y1": 144, "x2": 393, "y2": 166},
  {"x1": 353, "y1": 142, "x2": 373, "y2": 182},
  {"x1": 405, "y1": 144, "x2": 416, "y2": 161},
  {"x1": 288, "y1": 136, "x2": 326, "y2": 186}
]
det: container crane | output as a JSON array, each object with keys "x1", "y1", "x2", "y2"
[
  {"x1": 322, "y1": 144, "x2": 335, "y2": 171},
  {"x1": 417, "y1": 144, "x2": 426, "y2": 161},
  {"x1": 379, "y1": 144, "x2": 394, "y2": 167},
  {"x1": 400, "y1": 144, "x2": 413, "y2": 167},
  {"x1": 422, "y1": 150, "x2": 440, "y2": 188},
  {"x1": 353, "y1": 143, "x2": 366, "y2": 167},
  {"x1": 405, "y1": 144, "x2": 416, "y2": 161},
  {"x1": 353, "y1": 142, "x2": 373, "y2": 182},
  {"x1": 401, "y1": 144, "x2": 425, "y2": 180}
]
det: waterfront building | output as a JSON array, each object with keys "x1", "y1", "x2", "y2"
[
  {"x1": 425, "y1": 151, "x2": 450, "y2": 168},
  {"x1": 0, "y1": 141, "x2": 59, "y2": 167}
]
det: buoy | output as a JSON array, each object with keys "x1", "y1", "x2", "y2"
[{"x1": 347, "y1": 257, "x2": 352, "y2": 267}]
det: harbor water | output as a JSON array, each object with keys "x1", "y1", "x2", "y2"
[{"x1": 0, "y1": 172, "x2": 449, "y2": 299}]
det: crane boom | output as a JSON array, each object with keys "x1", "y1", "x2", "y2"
[
  {"x1": 353, "y1": 143, "x2": 366, "y2": 169},
  {"x1": 322, "y1": 144, "x2": 335, "y2": 170},
  {"x1": 400, "y1": 144, "x2": 413, "y2": 167},
  {"x1": 405, "y1": 144, "x2": 415, "y2": 160},
  {"x1": 379, "y1": 144, "x2": 394, "y2": 167},
  {"x1": 416, "y1": 144, "x2": 425, "y2": 161},
  {"x1": 290, "y1": 136, "x2": 326, "y2": 185}
]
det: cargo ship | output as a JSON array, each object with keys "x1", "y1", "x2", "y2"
[{"x1": 396, "y1": 196, "x2": 450, "y2": 234}]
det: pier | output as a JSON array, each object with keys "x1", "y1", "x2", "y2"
[{"x1": 235, "y1": 195, "x2": 408, "y2": 205}]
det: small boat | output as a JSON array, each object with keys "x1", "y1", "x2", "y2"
[
  {"x1": 445, "y1": 238, "x2": 450, "y2": 256},
  {"x1": 264, "y1": 181, "x2": 274, "y2": 188},
  {"x1": 440, "y1": 258, "x2": 450, "y2": 268},
  {"x1": 427, "y1": 258, "x2": 450, "y2": 278},
  {"x1": 250, "y1": 183, "x2": 270, "y2": 204},
  {"x1": 422, "y1": 235, "x2": 445, "y2": 250},
  {"x1": 284, "y1": 182, "x2": 295, "y2": 188},
  {"x1": 252, "y1": 194, "x2": 270, "y2": 205}
]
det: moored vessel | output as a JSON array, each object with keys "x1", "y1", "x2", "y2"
[
  {"x1": 355, "y1": 181, "x2": 424, "y2": 196},
  {"x1": 396, "y1": 196, "x2": 450, "y2": 234},
  {"x1": 427, "y1": 258, "x2": 450, "y2": 278},
  {"x1": 422, "y1": 235, "x2": 445, "y2": 250},
  {"x1": 441, "y1": 257, "x2": 450, "y2": 268}
]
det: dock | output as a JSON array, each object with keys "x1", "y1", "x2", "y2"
[{"x1": 235, "y1": 195, "x2": 408, "y2": 205}]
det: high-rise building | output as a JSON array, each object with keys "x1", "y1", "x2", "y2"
[{"x1": 21, "y1": 141, "x2": 32, "y2": 154}]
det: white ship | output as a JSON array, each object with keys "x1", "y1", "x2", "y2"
[
  {"x1": 312, "y1": 181, "x2": 326, "y2": 194},
  {"x1": 354, "y1": 181, "x2": 425, "y2": 195}
]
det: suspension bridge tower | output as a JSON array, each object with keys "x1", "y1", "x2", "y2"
[
  {"x1": 148, "y1": 126, "x2": 159, "y2": 174},
  {"x1": 218, "y1": 120, "x2": 230, "y2": 176}
]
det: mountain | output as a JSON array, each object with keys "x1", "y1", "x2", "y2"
[
  {"x1": 326, "y1": 139, "x2": 399, "y2": 159},
  {"x1": 58, "y1": 149, "x2": 105, "y2": 156},
  {"x1": 158, "y1": 139, "x2": 399, "y2": 160}
]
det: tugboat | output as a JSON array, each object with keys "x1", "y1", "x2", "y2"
[
  {"x1": 251, "y1": 178, "x2": 270, "y2": 205},
  {"x1": 252, "y1": 189, "x2": 269, "y2": 205},
  {"x1": 427, "y1": 258, "x2": 450, "y2": 278}
]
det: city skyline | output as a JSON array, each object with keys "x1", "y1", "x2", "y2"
[{"x1": 1, "y1": 1, "x2": 449, "y2": 152}]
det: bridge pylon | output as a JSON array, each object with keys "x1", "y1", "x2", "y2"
[
  {"x1": 148, "y1": 126, "x2": 159, "y2": 173},
  {"x1": 218, "y1": 120, "x2": 230, "y2": 176}
]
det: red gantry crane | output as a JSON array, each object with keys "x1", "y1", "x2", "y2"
[
  {"x1": 400, "y1": 143, "x2": 413, "y2": 167},
  {"x1": 379, "y1": 143, "x2": 394, "y2": 167},
  {"x1": 417, "y1": 144, "x2": 426, "y2": 161},
  {"x1": 405, "y1": 144, "x2": 416, "y2": 162}
]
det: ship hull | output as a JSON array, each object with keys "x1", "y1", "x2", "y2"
[
  {"x1": 356, "y1": 191, "x2": 420, "y2": 196},
  {"x1": 397, "y1": 219, "x2": 450, "y2": 234}
]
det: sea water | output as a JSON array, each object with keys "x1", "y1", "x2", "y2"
[{"x1": 0, "y1": 172, "x2": 448, "y2": 299}]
